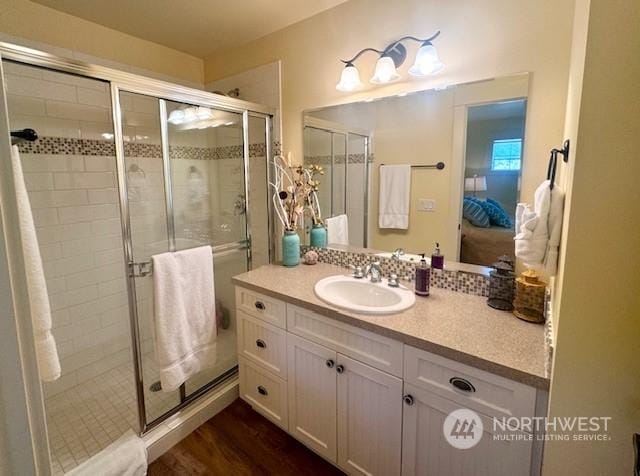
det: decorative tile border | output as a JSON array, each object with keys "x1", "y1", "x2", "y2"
[
  {"x1": 301, "y1": 245, "x2": 490, "y2": 297},
  {"x1": 304, "y1": 153, "x2": 374, "y2": 165},
  {"x1": 18, "y1": 136, "x2": 281, "y2": 160}
]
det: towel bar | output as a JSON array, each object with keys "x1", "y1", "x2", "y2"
[
  {"x1": 129, "y1": 240, "x2": 250, "y2": 278},
  {"x1": 379, "y1": 161, "x2": 445, "y2": 170}
]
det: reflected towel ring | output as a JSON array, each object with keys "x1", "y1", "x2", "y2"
[
  {"x1": 189, "y1": 165, "x2": 203, "y2": 178},
  {"x1": 127, "y1": 163, "x2": 146, "y2": 179}
]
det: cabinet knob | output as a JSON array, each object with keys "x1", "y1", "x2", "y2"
[
  {"x1": 326, "y1": 359, "x2": 335, "y2": 368},
  {"x1": 256, "y1": 339, "x2": 266, "y2": 349},
  {"x1": 403, "y1": 394, "x2": 414, "y2": 406},
  {"x1": 449, "y1": 377, "x2": 476, "y2": 393},
  {"x1": 336, "y1": 364, "x2": 345, "y2": 374},
  {"x1": 254, "y1": 301, "x2": 266, "y2": 310},
  {"x1": 257, "y1": 385, "x2": 268, "y2": 396}
]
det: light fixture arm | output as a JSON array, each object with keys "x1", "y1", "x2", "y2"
[
  {"x1": 340, "y1": 47, "x2": 385, "y2": 65},
  {"x1": 384, "y1": 31, "x2": 441, "y2": 53},
  {"x1": 340, "y1": 31, "x2": 441, "y2": 65}
]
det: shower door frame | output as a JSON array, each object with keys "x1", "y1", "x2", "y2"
[
  {"x1": 303, "y1": 116, "x2": 371, "y2": 247},
  {"x1": 0, "y1": 41, "x2": 276, "y2": 438}
]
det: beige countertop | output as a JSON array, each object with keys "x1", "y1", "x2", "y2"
[{"x1": 232, "y1": 262, "x2": 550, "y2": 390}]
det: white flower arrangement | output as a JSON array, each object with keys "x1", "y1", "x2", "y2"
[{"x1": 269, "y1": 153, "x2": 324, "y2": 232}]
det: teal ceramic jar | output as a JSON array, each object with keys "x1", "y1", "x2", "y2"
[
  {"x1": 282, "y1": 230, "x2": 300, "y2": 267},
  {"x1": 309, "y1": 223, "x2": 327, "y2": 248}
]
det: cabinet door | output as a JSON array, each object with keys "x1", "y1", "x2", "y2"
[
  {"x1": 401, "y1": 383, "x2": 532, "y2": 476},
  {"x1": 287, "y1": 333, "x2": 338, "y2": 462},
  {"x1": 337, "y1": 354, "x2": 403, "y2": 476}
]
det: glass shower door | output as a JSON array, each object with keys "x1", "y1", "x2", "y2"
[
  {"x1": 119, "y1": 91, "x2": 251, "y2": 425},
  {"x1": 164, "y1": 99, "x2": 247, "y2": 397}
]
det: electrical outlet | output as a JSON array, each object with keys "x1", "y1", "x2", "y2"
[{"x1": 417, "y1": 199, "x2": 436, "y2": 212}]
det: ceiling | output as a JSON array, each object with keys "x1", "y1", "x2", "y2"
[
  {"x1": 467, "y1": 100, "x2": 527, "y2": 122},
  {"x1": 31, "y1": 0, "x2": 348, "y2": 58}
]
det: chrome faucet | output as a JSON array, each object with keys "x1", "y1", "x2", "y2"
[
  {"x1": 391, "y1": 248, "x2": 405, "y2": 261},
  {"x1": 364, "y1": 260, "x2": 383, "y2": 283}
]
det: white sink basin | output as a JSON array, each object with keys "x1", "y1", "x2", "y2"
[{"x1": 314, "y1": 275, "x2": 415, "y2": 315}]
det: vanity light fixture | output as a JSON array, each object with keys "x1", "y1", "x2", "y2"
[{"x1": 336, "y1": 31, "x2": 443, "y2": 91}]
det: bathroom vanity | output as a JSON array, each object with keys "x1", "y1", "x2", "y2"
[{"x1": 233, "y1": 262, "x2": 549, "y2": 476}]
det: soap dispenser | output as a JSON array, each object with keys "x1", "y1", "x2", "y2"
[
  {"x1": 415, "y1": 254, "x2": 430, "y2": 296},
  {"x1": 431, "y1": 242, "x2": 444, "y2": 270}
]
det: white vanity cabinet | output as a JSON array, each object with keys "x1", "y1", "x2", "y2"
[{"x1": 235, "y1": 286, "x2": 544, "y2": 476}]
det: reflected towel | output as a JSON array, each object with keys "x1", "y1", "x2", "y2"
[
  {"x1": 66, "y1": 430, "x2": 147, "y2": 476},
  {"x1": 10, "y1": 145, "x2": 60, "y2": 381},
  {"x1": 152, "y1": 246, "x2": 217, "y2": 392},
  {"x1": 379, "y1": 165, "x2": 411, "y2": 229},
  {"x1": 326, "y1": 214, "x2": 349, "y2": 245}
]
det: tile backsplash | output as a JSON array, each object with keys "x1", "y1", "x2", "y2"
[{"x1": 301, "y1": 245, "x2": 491, "y2": 297}]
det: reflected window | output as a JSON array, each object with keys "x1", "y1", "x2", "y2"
[{"x1": 491, "y1": 138, "x2": 522, "y2": 171}]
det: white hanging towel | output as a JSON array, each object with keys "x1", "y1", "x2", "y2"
[
  {"x1": 514, "y1": 179, "x2": 556, "y2": 269},
  {"x1": 326, "y1": 214, "x2": 349, "y2": 245},
  {"x1": 66, "y1": 430, "x2": 147, "y2": 476},
  {"x1": 379, "y1": 165, "x2": 411, "y2": 229},
  {"x1": 543, "y1": 186, "x2": 565, "y2": 276},
  {"x1": 10, "y1": 145, "x2": 60, "y2": 381},
  {"x1": 152, "y1": 245, "x2": 217, "y2": 392}
]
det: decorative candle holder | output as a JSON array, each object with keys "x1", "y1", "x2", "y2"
[
  {"x1": 514, "y1": 269, "x2": 546, "y2": 323},
  {"x1": 487, "y1": 260, "x2": 515, "y2": 311}
]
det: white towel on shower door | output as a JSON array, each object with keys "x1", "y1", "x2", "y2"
[
  {"x1": 152, "y1": 245, "x2": 217, "y2": 392},
  {"x1": 379, "y1": 165, "x2": 411, "y2": 229},
  {"x1": 10, "y1": 145, "x2": 60, "y2": 381}
]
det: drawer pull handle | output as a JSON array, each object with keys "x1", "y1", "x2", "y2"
[
  {"x1": 256, "y1": 339, "x2": 267, "y2": 349},
  {"x1": 336, "y1": 364, "x2": 345, "y2": 374},
  {"x1": 257, "y1": 385, "x2": 268, "y2": 396},
  {"x1": 403, "y1": 394, "x2": 414, "y2": 406},
  {"x1": 326, "y1": 359, "x2": 335, "y2": 368},
  {"x1": 449, "y1": 377, "x2": 476, "y2": 393},
  {"x1": 254, "y1": 301, "x2": 266, "y2": 310}
]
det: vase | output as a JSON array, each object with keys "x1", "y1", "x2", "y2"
[
  {"x1": 309, "y1": 224, "x2": 327, "y2": 248},
  {"x1": 282, "y1": 230, "x2": 300, "y2": 267}
]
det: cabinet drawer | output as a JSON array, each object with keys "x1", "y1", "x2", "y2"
[
  {"x1": 238, "y1": 311, "x2": 287, "y2": 379},
  {"x1": 239, "y1": 357, "x2": 288, "y2": 431},
  {"x1": 404, "y1": 346, "x2": 536, "y2": 424},
  {"x1": 287, "y1": 304, "x2": 403, "y2": 377},
  {"x1": 236, "y1": 287, "x2": 286, "y2": 328}
]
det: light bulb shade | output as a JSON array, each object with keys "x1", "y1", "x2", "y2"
[
  {"x1": 196, "y1": 106, "x2": 214, "y2": 120},
  {"x1": 336, "y1": 64, "x2": 364, "y2": 92},
  {"x1": 167, "y1": 109, "x2": 186, "y2": 124},
  {"x1": 370, "y1": 56, "x2": 401, "y2": 84},
  {"x1": 409, "y1": 43, "x2": 444, "y2": 76}
]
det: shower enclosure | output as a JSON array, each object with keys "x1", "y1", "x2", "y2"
[
  {"x1": 0, "y1": 42, "x2": 274, "y2": 474},
  {"x1": 303, "y1": 117, "x2": 370, "y2": 247}
]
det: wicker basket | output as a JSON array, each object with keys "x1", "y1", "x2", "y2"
[{"x1": 513, "y1": 269, "x2": 546, "y2": 323}]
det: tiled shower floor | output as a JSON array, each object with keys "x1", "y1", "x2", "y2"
[{"x1": 46, "y1": 331, "x2": 236, "y2": 475}]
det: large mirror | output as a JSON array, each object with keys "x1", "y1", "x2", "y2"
[{"x1": 303, "y1": 74, "x2": 528, "y2": 268}]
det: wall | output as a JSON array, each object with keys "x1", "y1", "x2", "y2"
[
  {"x1": 204, "y1": 0, "x2": 575, "y2": 218},
  {"x1": 0, "y1": 0, "x2": 204, "y2": 87},
  {"x1": 545, "y1": 0, "x2": 640, "y2": 474}
]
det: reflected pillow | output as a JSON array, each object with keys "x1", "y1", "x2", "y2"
[
  {"x1": 484, "y1": 198, "x2": 512, "y2": 228},
  {"x1": 463, "y1": 198, "x2": 491, "y2": 227}
]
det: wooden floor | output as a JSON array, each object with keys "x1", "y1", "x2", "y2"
[{"x1": 148, "y1": 399, "x2": 344, "y2": 475}]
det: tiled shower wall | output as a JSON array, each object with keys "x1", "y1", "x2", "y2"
[{"x1": 4, "y1": 61, "x2": 132, "y2": 397}]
